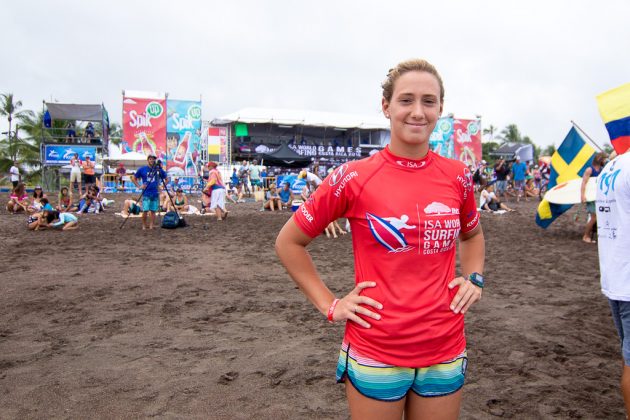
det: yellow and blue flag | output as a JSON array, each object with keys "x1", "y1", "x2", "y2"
[
  {"x1": 536, "y1": 127, "x2": 595, "y2": 228},
  {"x1": 597, "y1": 82, "x2": 630, "y2": 155}
]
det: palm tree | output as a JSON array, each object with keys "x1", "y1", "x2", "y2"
[
  {"x1": 0, "y1": 93, "x2": 34, "y2": 160},
  {"x1": 482, "y1": 124, "x2": 497, "y2": 142},
  {"x1": 498, "y1": 124, "x2": 522, "y2": 144}
]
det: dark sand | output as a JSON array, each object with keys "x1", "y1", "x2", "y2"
[{"x1": 0, "y1": 193, "x2": 623, "y2": 419}]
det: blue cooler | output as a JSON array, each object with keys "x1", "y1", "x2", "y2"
[{"x1": 291, "y1": 199, "x2": 304, "y2": 212}]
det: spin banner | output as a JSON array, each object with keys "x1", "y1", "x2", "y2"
[
  {"x1": 122, "y1": 94, "x2": 167, "y2": 158},
  {"x1": 453, "y1": 119, "x2": 482, "y2": 166},
  {"x1": 166, "y1": 99, "x2": 202, "y2": 178}
]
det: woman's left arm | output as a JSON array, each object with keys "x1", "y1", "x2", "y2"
[{"x1": 449, "y1": 225, "x2": 485, "y2": 314}]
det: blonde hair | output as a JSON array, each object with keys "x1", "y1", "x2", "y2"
[{"x1": 381, "y1": 59, "x2": 444, "y2": 103}]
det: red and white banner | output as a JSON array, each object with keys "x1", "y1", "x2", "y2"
[
  {"x1": 122, "y1": 95, "x2": 167, "y2": 158},
  {"x1": 453, "y1": 119, "x2": 482, "y2": 166}
]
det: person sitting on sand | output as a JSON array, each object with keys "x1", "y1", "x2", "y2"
[
  {"x1": 278, "y1": 182, "x2": 293, "y2": 210},
  {"x1": 78, "y1": 185, "x2": 102, "y2": 213},
  {"x1": 57, "y1": 187, "x2": 77, "y2": 212},
  {"x1": 524, "y1": 177, "x2": 539, "y2": 199},
  {"x1": 159, "y1": 187, "x2": 174, "y2": 212},
  {"x1": 479, "y1": 182, "x2": 514, "y2": 212},
  {"x1": 27, "y1": 185, "x2": 47, "y2": 214},
  {"x1": 325, "y1": 220, "x2": 348, "y2": 238},
  {"x1": 263, "y1": 184, "x2": 282, "y2": 211},
  {"x1": 39, "y1": 197, "x2": 54, "y2": 212},
  {"x1": 167, "y1": 188, "x2": 189, "y2": 213},
  {"x1": 121, "y1": 199, "x2": 142, "y2": 217},
  {"x1": 7, "y1": 182, "x2": 29, "y2": 213},
  {"x1": 41, "y1": 210, "x2": 79, "y2": 230}
]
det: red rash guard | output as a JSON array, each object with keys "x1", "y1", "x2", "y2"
[{"x1": 293, "y1": 146, "x2": 480, "y2": 367}]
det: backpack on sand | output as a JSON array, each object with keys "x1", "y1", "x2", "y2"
[{"x1": 161, "y1": 211, "x2": 187, "y2": 229}]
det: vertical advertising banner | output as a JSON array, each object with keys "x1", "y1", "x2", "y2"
[
  {"x1": 122, "y1": 95, "x2": 167, "y2": 158},
  {"x1": 453, "y1": 119, "x2": 482, "y2": 166},
  {"x1": 166, "y1": 99, "x2": 202, "y2": 178},
  {"x1": 207, "y1": 126, "x2": 228, "y2": 164},
  {"x1": 429, "y1": 117, "x2": 455, "y2": 159}
]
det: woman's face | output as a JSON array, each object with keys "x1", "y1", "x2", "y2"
[{"x1": 382, "y1": 71, "x2": 442, "y2": 156}]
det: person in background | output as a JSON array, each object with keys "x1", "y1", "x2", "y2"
[
  {"x1": 57, "y1": 186, "x2": 76, "y2": 212},
  {"x1": 82, "y1": 155, "x2": 96, "y2": 194},
  {"x1": 116, "y1": 162, "x2": 127, "y2": 190},
  {"x1": 493, "y1": 158, "x2": 510, "y2": 200},
  {"x1": 249, "y1": 159, "x2": 263, "y2": 191},
  {"x1": 69, "y1": 153, "x2": 82, "y2": 194},
  {"x1": 28, "y1": 186, "x2": 47, "y2": 214},
  {"x1": 65, "y1": 122, "x2": 76, "y2": 142},
  {"x1": 204, "y1": 161, "x2": 228, "y2": 220},
  {"x1": 479, "y1": 182, "x2": 514, "y2": 212},
  {"x1": 167, "y1": 188, "x2": 189, "y2": 213},
  {"x1": 42, "y1": 210, "x2": 79, "y2": 230},
  {"x1": 278, "y1": 181, "x2": 293, "y2": 210},
  {"x1": 581, "y1": 152, "x2": 607, "y2": 244},
  {"x1": 132, "y1": 154, "x2": 167, "y2": 230},
  {"x1": 263, "y1": 184, "x2": 282, "y2": 211},
  {"x1": 298, "y1": 169, "x2": 323, "y2": 194},
  {"x1": 6, "y1": 182, "x2": 29, "y2": 213},
  {"x1": 120, "y1": 199, "x2": 142, "y2": 217},
  {"x1": 84, "y1": 122, "x2": 95, "y2": 142},
  {"x1": 9, "y1": 161, "x2": 20, "y2": 188},
  {"x1": 276, "y1": 58, "x2": 484, "y2": 419},
  {"x1": 511, "y1": 155, "x2": 528, "y2": 202}
]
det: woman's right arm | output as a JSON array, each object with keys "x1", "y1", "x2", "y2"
[{"x1": 275, "y1": 218, "x2": 380, "y2": 327}]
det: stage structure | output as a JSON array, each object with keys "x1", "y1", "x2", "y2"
[
  {"x1": 211, "y1": 108, "x2": 390, "y2": 176},
  {"x1": 40, "y1": 102, "x2": 109, "y2": 191}
]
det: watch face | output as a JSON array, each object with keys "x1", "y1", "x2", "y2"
[{"x1": 470, "y1": 273, "x2": 484, "y2": 287}]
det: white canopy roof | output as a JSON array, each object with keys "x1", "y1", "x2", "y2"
[{"x1": 213, "y1": 107, "x2": 390, "y2": 130}]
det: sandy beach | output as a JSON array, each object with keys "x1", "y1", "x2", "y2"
[{"x1": 0, "y1": 194, "x2": 623, "y2": 419}]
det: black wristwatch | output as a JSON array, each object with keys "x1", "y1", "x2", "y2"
[{"x1": 468, "y1": 272, "x2": 484, "y2": 289}]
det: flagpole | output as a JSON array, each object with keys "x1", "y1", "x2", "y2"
[{"x1": 571, "y1": 120, "x2": 604, "y2": 152}]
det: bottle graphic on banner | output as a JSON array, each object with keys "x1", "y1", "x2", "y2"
[
  {"x1": 173, "y1": 131, "x2": 191, "y2": 166},
  {"x1": 137, "y1": 132, "x2": 156, "y2": 156}
]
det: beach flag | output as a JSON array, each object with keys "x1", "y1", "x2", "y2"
[
  {"x1": 597, "y1": 82, "x2": 630, "y2": 154},
  {"x1": 536, "y1": 127, "x2": 595, "y2": 228}
]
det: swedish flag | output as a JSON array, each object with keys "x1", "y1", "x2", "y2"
[{"x1": 536, "y1": 127, "x2": 595, "y2": 228}]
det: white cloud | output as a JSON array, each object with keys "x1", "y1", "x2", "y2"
[{"x1": 1, "y1": 0, "x2": 628, "y2": 149}]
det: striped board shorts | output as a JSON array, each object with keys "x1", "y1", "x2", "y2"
[{"x1": 336, "y1": 341, "x2": 467, "y2": 401}]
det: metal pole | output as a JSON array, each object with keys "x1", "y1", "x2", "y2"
[{"x1": 571, "y1": 120, "x2": 605, "y2": 152}]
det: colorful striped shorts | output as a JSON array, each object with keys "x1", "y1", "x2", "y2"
[{"x1": 336, "y1": 341, "x2": 467, "y2": 401}]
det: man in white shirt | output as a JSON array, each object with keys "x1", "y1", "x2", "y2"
[
  {"x1": 596, "y1": 147, "x2": 630, "y2": 415},
  {"x1": 298, "y1": 169, "x2": 322, "y2": 193},
  {"x1": 9, "y1": 161, "x2": 20, "y2": 188}
]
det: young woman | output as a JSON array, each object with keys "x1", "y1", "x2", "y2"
[
  {"x1": 28, "y1": 186, "x2": 47, "y2": 214},
  {"x1": 42, "y1": 210, "x2": 78, "y2": 230},
  {"x1": 276, "y1": 59, "x2": 485, "y2": 420},
  {"x1": 57, "y1": 187, "x2": 75, "y2": 212},
  {"x1": 6, "y1": 182, "x2": 29, "y2": 213},
  {"x1": 167, "y1": 188, "x2": 189, "y2": 213},
  {"x1": 263, "y1": 184, "x2": 282, "y2": 211}
]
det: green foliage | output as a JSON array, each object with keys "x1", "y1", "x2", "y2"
[{"x1": 482, "y1": 141, "x2": 500, "y2": 163}]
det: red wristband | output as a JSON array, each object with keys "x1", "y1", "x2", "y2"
[{"x1": 327, "y1": 298, "x2": 340, "y2": 323}]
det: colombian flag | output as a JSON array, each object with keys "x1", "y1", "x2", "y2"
[
  {"x1": 536, "y1": 127, "x2": 595, "y2": 228},
  {"x1": 597, "y1": 82, "x2": 630, "y2": 155}
]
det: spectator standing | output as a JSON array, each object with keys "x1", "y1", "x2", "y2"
[
  {"x1": 84, "y1": 122, "x2": 95, "y2": 142},
  {"x1": 494, "y1": 158, "x2": 509, "y2": 199},
  {"x1": 82, "y1": 156, "x2": 96, "y2": 194},
  {"x1": 249, "y1": 159, "x2": 263, "y2": 190},
  {"x1": 511, "y1": 155, "x2": 528, "y2": 202},
  {"x1": 204, "y1": 161, "x2": 228, "y2": 221},
  {"x1": 70, "y1": 153, "x2": 82, "y2": 194},
  {"x1": 9, "y1": 161, "x2": 20, "y2": 188},
  {"x1": 116, "y1": 163, "x2": 127, "y2": 190}
]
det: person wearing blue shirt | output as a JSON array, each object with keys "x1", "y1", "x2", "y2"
[
  {"x1": 278, "y1": 182, "x2": 293, "y2": 210},
  {"x1": 511, "y1": 155, "x2": 528, "y2": 202},
  {"x1": 132, "y1": 155, "x2": 168, "y2": 230}
]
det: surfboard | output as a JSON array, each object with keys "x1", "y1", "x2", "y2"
[{"x1": 543, "y1": 177, "x2": 597, "y2": 205}]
